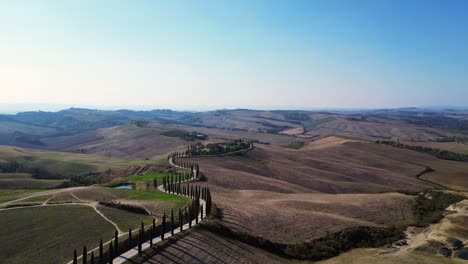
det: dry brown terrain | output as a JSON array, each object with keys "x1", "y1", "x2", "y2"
[
  {"x1": 191, "y1": 142, "x2": 436, "y2": 194},
  {"x1": 213, "y1": 190, "x2": 414, "y2": 243},
  {"x1": 319, "y1": 199, "x2": 468, "y2": 263},
  {"x1": 304, "y1": 117, "x2": 454, "y2": 141},
  {"x1": 46, "y1": 124, "x2": 189, "y2": 159},
  {"x1": 142, "y1": 229, "x2": 300, "y2": 264},
  {"x1": 176, "y1": 138, "x2": 468, "y2": 243},
  {"x1": 194, "y1": 110, "x2": 301, "y2": 132}
]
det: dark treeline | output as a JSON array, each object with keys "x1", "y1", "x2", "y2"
[
  {"x1": 433, "y1": 136, "x2": 468, "y2": 144},
  {"x1": 162, "y1": 178, "x2": 213, "y2": 216},
  {"x1": 98, "y1": 201, "x2": 150, "y2": 215},
  {"x1": 376, "y1": 140, "x2": 468, "y2": 162},
  {"x1": 412, "y1": 190, "x2": 465, "y2": 226},
  {"x1": 0, "y1": 160, "x2": 63, "y2": 179},
  {"x1": 201, "y1": 218, "x2": 403, "y2": 262},
  {"x1": 406, "y1": 115, "x2": 468, "y2": 132},
  {"x1": 161, "y1": 130, "x2": 208, "y2": 141},
  {"x1": 183, "y1": 139, "x2": 253, "y2": 156}
]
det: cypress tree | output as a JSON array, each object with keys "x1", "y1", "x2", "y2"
[
  {"x1": 171, "y1": 208, "x2": 174, "y2": 236},
  {"x1": 152, "y1": 218, "x2": 156, "y2": 233},
  {"x1": 109, "y1": 242, "x2": 113, "y2": 264},
  {"x1": 188, "y1": 205, "x2": 192, "y2": 228},
  {"x1": 82, "y1": 246, "x2": 87, "y2": 264},
  {"x1": 153, "y1": 178, "x2": 157, "y2": 188},
  {"x1": 201, "y1": 204, "x2": 204, "y2": 220},
  {"x1": 138, "y1": 232, "x2": 142, "y2": 256},
  {"x1": 99, "y1": 239, "x2": 103, "y2": 264},
  {"x1": 195, "y1": 204, "x2": 199, "y2": 224},
  {"x1": 150, "y1": 226, "x2": 153, "y2": 247},
  {"x1": 73, "y1": 249, "x2": 77, "y2": 264},
  {"x1": 161, "y1": 212, "x2": 166, "y2": 241},
  {"x1": 128, "y1": 228, "x2": 132, "y2": 245},
  {"x1": 179, "y1": 208, "x2": 183, "y2": 232},
  {"x1": 90, "y1": 252, "x2": 95, "y2": 264},
  {"x1": 114, "y1": 230, "x2": 118, "y2": 256},
  {"x1": 141, "y1": 221, "x2": 144, "y2": 235},
  {"x1": 184, "y1": 207, "x2": 189, "y2": 227}
]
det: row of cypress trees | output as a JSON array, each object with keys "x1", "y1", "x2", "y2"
[
  {"x1": 183, "y1": 140, "x2": 254, "y2": 157},
  {"x1": 73, "y1": 218, "x2": 159, "y2": 264},
  {"x1": 162, "y1": 173, "x2": 196, "y2": 193},
  {"x1": 72, "y1": 187, "x2": 210, "y2": 262},
  {"x1": 73, "y1": 144, "x2": 215, "y2": 263}
]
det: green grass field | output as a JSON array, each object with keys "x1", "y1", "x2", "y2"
[
  {"x1": 119, "y1": 189, "x2": 188, "y2": 206},
  {"x1": 0, "y1": 145, "x2": 153, "y2": 179},
  {"x1": 0, "y1": 178, "x2": 67, "y2": 189},
  {"x1": 127, "y1": 172, "x2": 170, "y2": 183},
  {"x1": 48, "y1": 193, "x2": 81, "y2": 204},
  {"x1": 0, "y1": 205, "x2": 115, "y2": 264},
  {"x1": 304, "y1": 117, "x2": 337, "y2": 130},
  {"x1": 97, "y1": 205, "x2": 155, "y2": 231},
  {"x1": 0, "y1": 173, "x2": 68, "y2": 189},
  {"x1": 0, "y1": 173, "x2": 32, "y2": 179},
  {"x1": 0, "y1": 189, "x2": 41, "y2": 204}
]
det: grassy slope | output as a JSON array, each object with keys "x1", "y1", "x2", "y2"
[
  {"x1": 0, "y1": 173, "x2": 62, "y2": 191},
  {"x1": 0, "y1": 189, "x2": 41, "y2": 204},
  {"x1": 0, "y1": 205, "x2": 115, "y2": 264},
  {"x1": 97, "y1": 205, "x2": 154, "y2": 231},
  {"x1": 120, "y1": 189, "x2": 188, "y2": 205},
  {"x1": 0, "y1": 145, "x2": 150, "y2": 178},
  {"x1": 0, "y1": 178, "x2": 67, "y2": 189},
  {"x1": 57, "y1": 124, "x2": 189, "y2": 159},
  {"x1": 127, "y1": 172, "x2": 170, "y2": 182},
  {"x1": 304, "y1": 117, "x2": 337, "y2": 130}
]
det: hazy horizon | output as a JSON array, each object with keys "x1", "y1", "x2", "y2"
[
  {"x1": 1, "y1": 102, "x2": 468, "y2": 115},
  {"x1": 1, "y1": 1, "x2": 467, "y2": 109}
]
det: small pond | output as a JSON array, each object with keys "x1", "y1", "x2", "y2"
[{"x1": 113, "y1": 184, "x2": 133, "y2": 190}]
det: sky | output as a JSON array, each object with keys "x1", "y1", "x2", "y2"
[{"x1": 0, "y1": 0, "x2": 467, "y2": 111}]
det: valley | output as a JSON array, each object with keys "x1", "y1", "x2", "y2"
[{"x1": 0, "y1": 108, "x2": 467, "y2": 263}]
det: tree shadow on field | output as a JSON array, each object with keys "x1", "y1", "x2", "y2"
[
  {"x1": 217, "y1": 208, "x2": 254, "y2": 232},
  {"x1": 175, "y1": 237, "x2": 227, "y2": 263},
  {"x1": 189, "y1": 231, "x2": 258, "y2": 263},
  {"x1": 170, "y1": 244, "x2": 210, "y2": 264}
]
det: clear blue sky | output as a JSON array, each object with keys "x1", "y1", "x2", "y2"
[{"x1": 1, "y1": 0, "x2": 467, "y2": 110}]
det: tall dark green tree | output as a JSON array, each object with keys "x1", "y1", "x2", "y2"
[
  {"x1": 195, "y1": 203, "x2": 199, "y2": 224},
  {"x1": 171, "y1": 208, "x2": 174, "y2": 236},
  {"x1": 201, "y1": 204, "x2": 204, "y2": 220},
  {"x1": 99, "y1": 239, "x2": 103, "y2": 264},
  {"x1": 179, "y1": 208, "x2": 183, "y2": 232},
  {"x1": 109, "y1": 242, "x2": 113, "y2": 264},
  {"x1": 90, "y1": 252, "x2": 95, "y2": 264},
  {"x1": 138, "y1": 232, "x2": 142, "y2": 256},
  {"x1": 188, "y1": 205, "x2": 192, "y2": 228},
  {"x1": 150, "y1": 226, "x2": 153, "y2": 247},
  {"x1": 73, "y1": 249, "x2": 77, "y2": 264},
  {"x1": 114, "y1": 230, "x2": 118, "y2": 256},
  {"x1": 161, "y1": 212, "x2": 166, "y2": 241},
  {"x1": 153, "y1": 178, "x2": 157, "y2": 188},
  {"x1": 128, "y1": 228, "x2": 132, "y2": 245},
  {"x1": 184, "y1": 207, "x2": 188, "y2": 228},
  {"x1": 82, "y1": 246, "x2": 87, "y2": 264}
]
